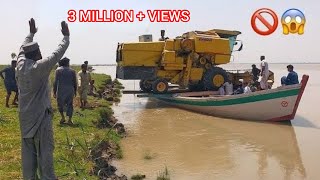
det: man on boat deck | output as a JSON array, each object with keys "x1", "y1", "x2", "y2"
[
  {"x1": 281, "y1": 64, "x2": 299, "y2": 85},
  {"x1": 233, "y1": 80, "x2": 244, "y2": 95},
  {"x1": 251, "y1": 64, "x2": 261, "y2": 82},
  {"x1": 16, "y1": 18, "x2": 70, "y2": 179},
  {"x1": 219, "y1": 75, "x2": 233, "y2": 95},
  {"x1": 243, "y1": 82, "x2": 252, "y2": 93},
  {"x1": 259, "y1": 56, "x2": 269, "y2": 90}
]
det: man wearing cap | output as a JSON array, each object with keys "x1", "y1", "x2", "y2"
[
  {"x1": 53, "y1": 57, "x2": 77, "y2": 125},
  {"x1": 0, "y1": 60, "x2": 19, "y2": 107},
  {"x1": 15, "y1": 18, "x2": 70, "y2": 179},
  {"x1": 281, "y1": 65, "x2": 299, "y2": 85},
  {"x1": 259, "y1": 55, "x2": 270, "y2": 90},
  {"x1": 84, "y1": 60, "x2": 93, "y2": 72}
]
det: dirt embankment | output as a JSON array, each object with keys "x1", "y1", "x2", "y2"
[
  {"x1": 90, "y1": 78, "x2": 127, "y2": 179},
  {"x1": 90, "y1": 140, "x2": 127, "y2": 180}
]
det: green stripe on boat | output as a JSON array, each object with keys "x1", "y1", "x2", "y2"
[{"x1": 157, "y1": 88, "x2": 300, "y2": 106}]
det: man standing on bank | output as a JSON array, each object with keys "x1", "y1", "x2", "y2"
[
  {"x1": 259, "y1": 55, "x2": 270, "y2": 90},
  {"x1": 16, "y1": 18, "x2": 70, "y2": 179},
  {"x1": 53, "y1": 57, "x2": 77, "y2": 125},
  {"x1": 78, "y1": 64, "x2": 91, "y2": 108},
  {"x1": 0, "y1": 60, "x2": 19, "y2": 107}
]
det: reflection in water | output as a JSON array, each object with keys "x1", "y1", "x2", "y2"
[{"x1": 113, "y1": 97, "x2": 306, "y2": 180}]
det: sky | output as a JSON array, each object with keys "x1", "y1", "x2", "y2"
[{"x1": 0, "y1": 0, "x2": 319, "y2": 65}]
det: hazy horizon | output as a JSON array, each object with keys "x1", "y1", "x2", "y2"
[{"x1": 1, "y1": 0, "x2": 319, "y2": 64}]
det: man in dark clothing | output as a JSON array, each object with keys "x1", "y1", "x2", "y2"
[
  {"x1": 53, "y1": 57, "x2": 77, "y2": 125},
  {"x1": 233, "y1": 80, "x2": 244, "y2": 95},
  {"x1": 251, "y1": 64, "x2": 261, "y2": 82},
  {"x1": 0, "y1": 60, "x2": 18, "y2": 107},
  {"x1": 281, "y1": 64, "x2": 299, "y2": 85}
]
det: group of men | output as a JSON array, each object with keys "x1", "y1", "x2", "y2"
[
  {"x1": 219, "y1": 55, "x2": 300, "y2": 96},
  {"x1": 252, "y1": 55, "x2": 299, "y2": 88},
  {"x1": 53, "y1": 59, "x2": 92, "y2": 125}
]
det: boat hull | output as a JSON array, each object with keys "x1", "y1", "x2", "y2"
[{"x1": 155, "y1": 75, "x2": 309, "y2": 121}]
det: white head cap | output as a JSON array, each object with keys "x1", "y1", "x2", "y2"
[{"x1": 22, "y1": 42, "x2": 39, "y2": 53}]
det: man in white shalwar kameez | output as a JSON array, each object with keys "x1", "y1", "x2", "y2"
[
  {"x1": 259, "y1": 56, "x2": 269, "y2": 90},
  {"x1": 16, "y1": 18, "x2": 70, "y2": 180}
]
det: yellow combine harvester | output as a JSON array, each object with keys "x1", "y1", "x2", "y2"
[{"x1": 116, "y1": 29, "x2": 249, "y2": 93}]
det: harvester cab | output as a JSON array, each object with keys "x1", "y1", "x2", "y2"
[
  {"x1": 116, "y1": 29, "x2": 246, "y2": 94},
  {"x1": 159, "y1": 30, "x2": 169, "y2": 41}
]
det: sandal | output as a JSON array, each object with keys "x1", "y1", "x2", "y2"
[
  {"x1": 67, "y1": 121, "x2": 74, "y2": 125},
  {"x1": 60, "y1": 119, "x2": 66, "y2": 124}
]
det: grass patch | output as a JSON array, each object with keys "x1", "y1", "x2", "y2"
[
  {"x1": 143, "y1": 151, "x2": 153, "y2": 160},
  {"x1": 131, "y1": 173, "x2": 146, "y2": 180},
  {"x1": 0, "y1": 65, "x2": 123, "y2": 180}
]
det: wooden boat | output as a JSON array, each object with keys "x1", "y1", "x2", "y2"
[{"x1": 154, "y1": 75, "x2": 309, "y2": 121}]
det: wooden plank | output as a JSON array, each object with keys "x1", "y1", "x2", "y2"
[
  {"x1": 122, "y1": 88, "x2": 190, "y2": 95},
  {"x1": 176, "y1": 91, "x2": 219, "y2": 97},
  {"x1": 122, "y1": 90, "x2": 145, "y2": 94}
]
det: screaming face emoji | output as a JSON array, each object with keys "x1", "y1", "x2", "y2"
[{"x1": 281, "y1": 8, "x2": 306, "y2": 35}]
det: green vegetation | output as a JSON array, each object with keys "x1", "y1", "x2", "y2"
[
  {"x1": 98, "y1": 106, "x2": 114, "y2": 122},
  {"x1": 113, "y1": 78, "x2": 125, "y2": 89},
  {"x1": 0, "y1": 65, "x2": 123, "y2": 180},
  {"x1": 157, "y1": 166, "x2": 170, "y2": 180}
]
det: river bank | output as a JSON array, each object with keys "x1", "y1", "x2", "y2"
[{"x1": 0, "y1": 65, "x2": 127, "y2": 180}]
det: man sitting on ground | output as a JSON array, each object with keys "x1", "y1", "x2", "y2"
[
  {"x1": 88, "y1": 79, "x2": 98, "y2": 97},
  {"x1": 281, "y1": 64, "x2": 299, "y2": 85}
]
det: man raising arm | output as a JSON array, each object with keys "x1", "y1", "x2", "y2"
[{"x1": 16, "y1": 18, "x2": 70, "y2": 180}]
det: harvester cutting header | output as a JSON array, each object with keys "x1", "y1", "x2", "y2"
[{"x1": 116, "y1": 29, "x2": 244, "y2": 93}]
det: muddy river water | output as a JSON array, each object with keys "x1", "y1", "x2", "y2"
[{"x1": 94, "y1": 64, "x2": 320, "y2": 180}]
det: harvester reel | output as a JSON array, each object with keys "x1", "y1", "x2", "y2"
[
  {"x1": 203, "y1": 67, "x2": 228, "y2": 91},
  {"x1": 152, "y1": 79, "x2": 169, "y2": 94}
]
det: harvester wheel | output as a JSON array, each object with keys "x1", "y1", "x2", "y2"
[
  {"x1": 139, "y1": 79, "x2": 152, "y2": 92},
  {"x1": 203, "y1": 67, "x2": 228, "y2": 91},
  {"x1": 152, "y1": 79, "x2": 169, "y2": 94}
]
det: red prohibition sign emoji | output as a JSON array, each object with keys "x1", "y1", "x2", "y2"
[
  {"x1": 281, "y1": 101, "x2": 288, "y2": 107},
  {"x1": 251, "y1": 8, "x2": 279, "y2": 36}
]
